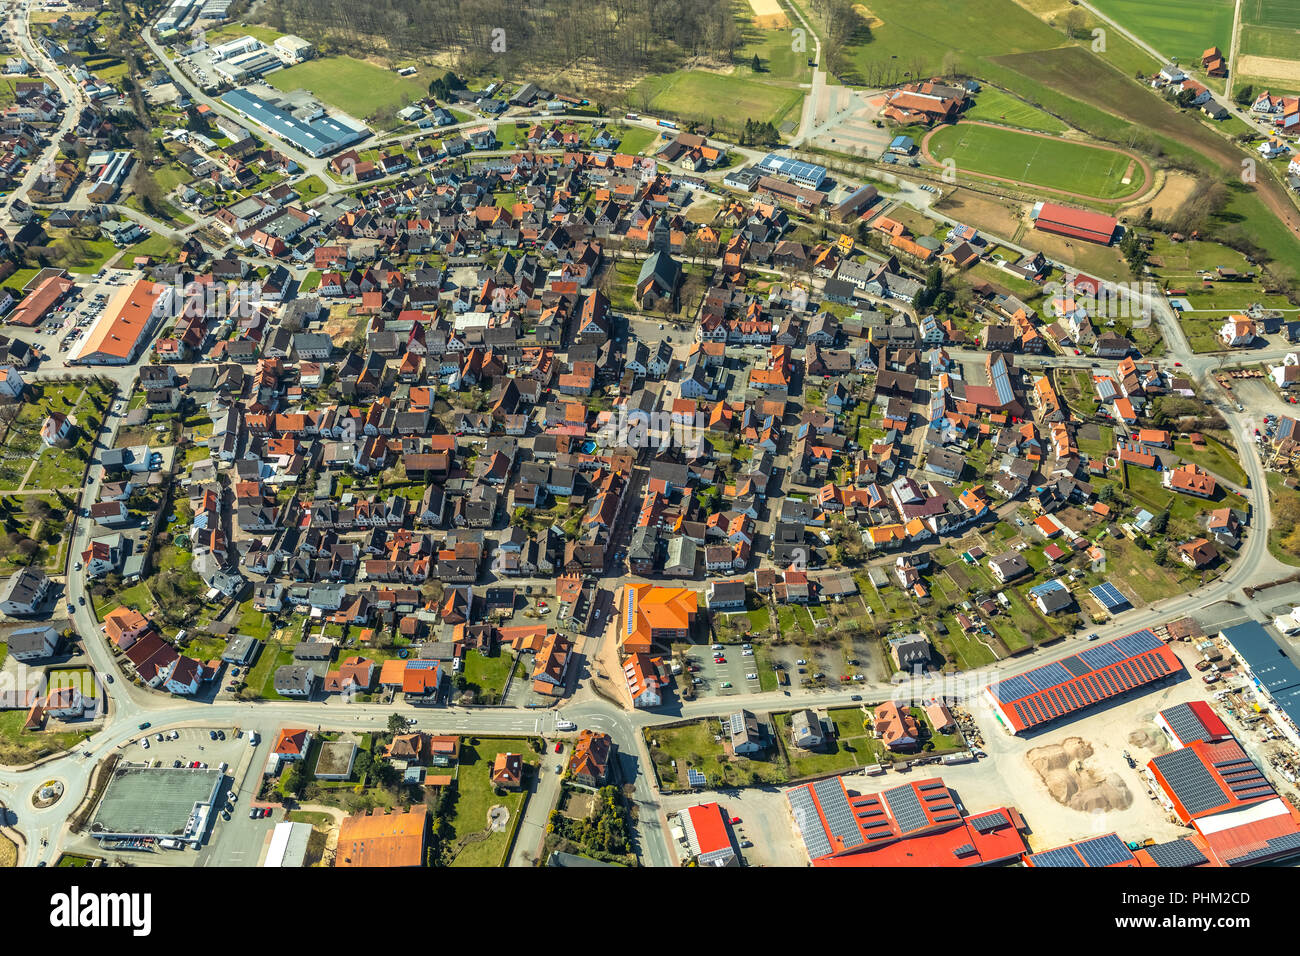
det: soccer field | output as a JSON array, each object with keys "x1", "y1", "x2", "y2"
[{"x1": 926, "y1": 124, "x2": 1144, "y2": 199}]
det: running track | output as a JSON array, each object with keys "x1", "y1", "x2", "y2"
[{"x1": 919, "y1": 120, "x2": 1155, "y2": 204}]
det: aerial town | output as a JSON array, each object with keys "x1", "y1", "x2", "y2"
[{"x1": 0, "y1": 0, "x2": 1298, "y2": 879}]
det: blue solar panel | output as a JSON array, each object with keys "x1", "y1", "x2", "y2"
[
  {"x1": 1089, "y1": 582, "x2": 1130, "y2": 610},
  {"x1": 993, "y1": 674, "x2": 1038, "y2": 704},
  {"x1": 1029, "y1": 845, "x2": 1086, "y2": 867},
  {"x1": 1076, "y1": 834, "x2": 1135, "y2": 868},
  {"x1": 1026, "y1": 662, "x2": 1072, "y2": 691}
]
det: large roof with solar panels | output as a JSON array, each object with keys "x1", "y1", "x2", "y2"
[
  {"x1": 786, "y1": 776, "x2": 1026, "y2": 866},
  {"x1": 984, "y1": 628, "x2": 1183, "y2": 734},
  {"x1": 1024, "y1": 833, "x2": 1138, "y2": 868}
]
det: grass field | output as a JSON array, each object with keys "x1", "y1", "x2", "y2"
[
  {"x1": 448, "y1": 736, "x2": 535, "y2": 867},
  {"x1": 964, "y1": 86, "x2": 1067, "y2": 133},
  {"x1": 1087, "y1": 0, "x2": 1234, "y2": 65},
  {"x1": 1242, "y1": 0, "x2": 1300, "y2": 28},
  {"x1": 266, "y1": 56, "x2": 428, "y2": 124},
  {"x1": 926, "y1": 123, "x2": 1144, "y2": 199},
  {"x1": 1238, "y1": 24, "x2": 1300, "y2": 57},
  {"x1": 630, "y1": 70, "x2": 804, "y2": 130}
]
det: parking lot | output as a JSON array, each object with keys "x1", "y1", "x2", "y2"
[{"x1": 683, "y1": 641, "x2": 762, "y2": 699}]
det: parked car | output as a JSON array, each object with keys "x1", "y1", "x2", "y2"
[{"x1": 554, "y1": 741, "x2": 563, "y2": 753}]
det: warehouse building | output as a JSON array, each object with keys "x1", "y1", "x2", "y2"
[
  {"x1": 787, "y1": 775, "x2": 1026, "y2": 866},
  {"x1": 73, "y1": 279, "x2": 177, "y2": 365},
  {"x1": 220, "y1": 89, "x2": 366, "y2": 158},
  {"x1": 984, "y1": 628, "x2": 1183, "y2": 735},
  {"x1": 1031, "y1": 201, "x2": 1118, "y2": 245},
  {"x1": 1218, "y1": 620, "x2": 1300, "y2": 747},
  {"x1": 1145, "y1": 729, "x2": 1300, "y2": 866}
]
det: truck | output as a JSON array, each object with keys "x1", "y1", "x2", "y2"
[
  {"x1": 941, "y1": 753, "x2": 974, "y2": 765},
  {"x1": 657, "y1": 119, "x2": 678, "y2": 130},
  {"x1": 556, "y1": 718, "x2": 577, "y2": 732}
]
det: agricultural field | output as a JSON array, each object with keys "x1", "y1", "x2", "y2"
[
  {"x1": 1238, "y1": 0, "x2": 1300, "y2": 65},
  {"x1": 630, "y1": 69, "x2": 805, "y2": 132},
  {"x1": 1086, "y1": 0, "x2": 1234, "y2": 66},
  {"x1": 963, "y1": 86, "x2": 1068, "y2": 133},
  {"x1": 266, "y1": 56, "x2": 429, "y2": 124},
  {"x1": 925, "y1": 122, "x2": 1145, "y2": 199}
]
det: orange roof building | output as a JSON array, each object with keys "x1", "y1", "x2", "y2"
[
  {"x1": 335, "y1": 806, "x2": 429, "y2": 867},
  {"x1": 568, "y1": 730, "x2": 613, "y2": 786},
  {"x1": 273, "y1": 727, "x2": 311, "y2": 758},
  {"x1": 74, "y1": 278, "x2": 173, "y2": 365},
  {"x1": 618, "y1": 583, "x2": 697, "y2": 655},
  {"x1": 873, "y1": 701, "x2": 920, "y2": 751},
  {"x1": 103, "y1": 606, "x2": 150, "y2": 647},
  {"x1": 491, "y1": 752, "x2": 524, "y2": 789}
]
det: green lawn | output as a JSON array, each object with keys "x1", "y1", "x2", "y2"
[
  {"x1": 964, "y1": 86, "x2": 1068, "y2": 133},
  {"x1": 447, "y1": 736, "x2": 537, "y2": 867},
  {"x1": 1267, "y1": 472, "x2": 1300, "y2": 567},
  {"x1": 0, "y1": 710, "x2": 87, "y2": 764},
  {"x1": 926, "y1": 123, "x2": 1145, "y2": 199},
  {"x1": 773, "y1": 708, "x2": 888, "y2": 776},
  {"x1": 245, "y1": 643, "x2": 294, "y2": 701},
  {"x1": 461, "y1": 649, "x2": 516, "y2": 704},
  {"x1": 612, "y1": 125, "x2": 660, "y2": 156},
  {"x1": 1174, "y1": 436, "x2": 1248, "y2": 486},
  {"x1": 266, "y1": 56, "x2": 429, "y2": 124},
  {"x1": 630, "y1": 70, "x2": 804, "y2": 132},
  {"x1": 295, "y1": 175, "x2": 328, "y2": 201}
]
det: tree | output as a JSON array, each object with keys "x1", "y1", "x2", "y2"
[
  {"x1": 751, "y1": 54, "x2": 761, "y2": 72},
  {"x1": 1235, "y1": 84, "x2": 1255, "y2": 107},
  {"x1": 387, "y1": 712, "x2": 407, "y2": 734}
]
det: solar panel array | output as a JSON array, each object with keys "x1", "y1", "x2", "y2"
[
  {"x1": 1153, "y1": 747, "x2": 1229, "y2": 817},
  {"x1": 989, "y1": 630, "x2": 1176, "y2": 730},
  {"x1": 1144, "y1": 839, "x2": 1208, "y2": 868},
  {"x1": 1224, "y1": 830, "x2": 1300, "y2": 866},
  {"x1": 813, "y1": 777, "x2": 865, "y2": 851},
  {"x1": 1029, "y1": 579, "x2": 1067, "y2": 599},
  {"x1": 967, "y1": 810, "x2": 1010, "y2": 833},
  {"x1": 687, "y1": 768, "x2": 707, "y2": 787},
  {"x1": 1075, "y1": 834, "x2": 1135, "y2": 868},
  {"x1": 1089, "y1": 582, "x2": 1130, "y2": 611},
  {"x1": 989, "y1": 354, "x2": 1016, "y2": 407},
  {"x1": 1161, "y1": 702, "x2": 1218, "y2": 744},
  {"x1": 787, "y1": 785, "x2": 832, "y2": 860},
  {"x1": 1027, "y1": 845, "x2": 1086, "y2": 867},
  {"x1": 882, "y1": 784, "x2": 930, "y2": 834}
]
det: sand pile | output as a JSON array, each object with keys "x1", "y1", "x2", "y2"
[
  {"x1": 1128, "y1": 728, "x2": 1167, "y2": 754},
  {"x1": 1027, "y1": 737, "x2": 1133, "y2": 813}
]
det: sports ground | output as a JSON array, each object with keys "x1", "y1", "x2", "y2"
[{"x1": 923, "y1": 122, "x2": 1147, "y2": 201}]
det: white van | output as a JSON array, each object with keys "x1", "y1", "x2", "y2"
[{"x1": 555, "y1": 719, "x2": 577, "y2": 732}]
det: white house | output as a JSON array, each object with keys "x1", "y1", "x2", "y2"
[
  {"x1": 1270, "y1": 353, "x2": 1300, "y2": 390},
  {"x1": 1258, "y1": 139, "x2": 1292, "y2": 160},
  {"x1": 0, "y1": 366, "x2": 24, "y2": 399},
  {"x1": 1220, "y1": 317, "x2": 1257, "y2": 348}
]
